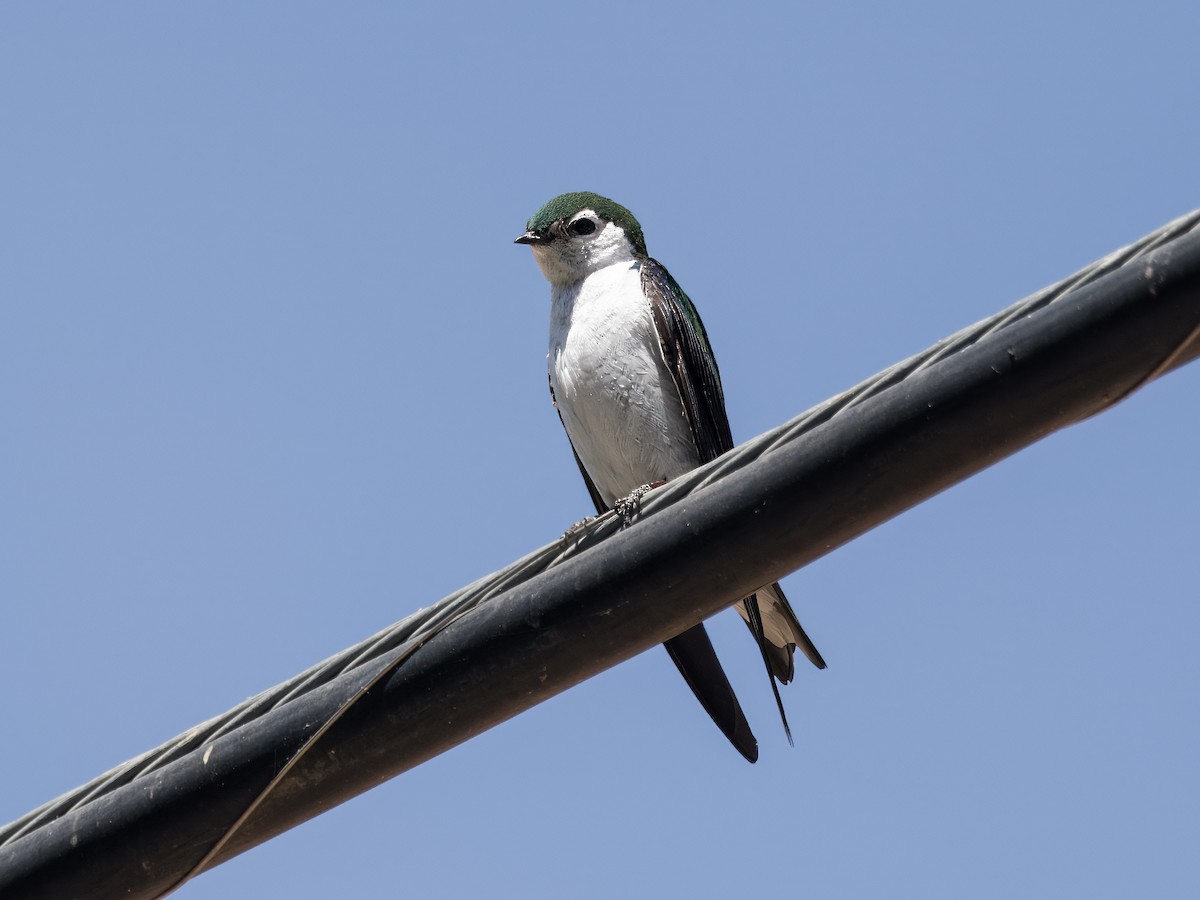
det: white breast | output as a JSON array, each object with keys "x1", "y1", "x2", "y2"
[{"x1": 549, "y1": 260, "x2": 699, "y2": 507}]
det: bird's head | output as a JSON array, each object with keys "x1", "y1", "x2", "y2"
[{"x1": 515, "y1": 191, "x2": 647, "y2": 286}]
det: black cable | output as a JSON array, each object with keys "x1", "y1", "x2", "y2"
[{"x1": 3, "y1": 210, "x2": 1199, "y2": 900}]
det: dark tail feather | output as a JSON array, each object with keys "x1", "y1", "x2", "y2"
[
  {"x1": 763, "y1": 582, "x2": 827, "y2": 671},
  {"x1": 745, "y1": 594, "x2": 793, "y2": 746},
  {"x1": 663, "y1": 625, "x2": 759, "y2": 763},
  {"x1": 794, "y1": 619, "x2": 827, "y2": 671}
]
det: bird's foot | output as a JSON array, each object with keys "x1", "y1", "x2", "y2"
[
  {"x1": 561, "y1": 515, "x2": 597, "y2": 541},
  {"x1": 614, "y1": 481, "x2": 666, "y2": 526}
]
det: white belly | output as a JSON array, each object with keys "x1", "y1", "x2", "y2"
[{"x1": 549, "y1": 262, "x2": 699, "y2": 507}]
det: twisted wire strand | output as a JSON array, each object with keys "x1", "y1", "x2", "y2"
[{"x1": 4, "y1": 209, "x2": 1198, "y2": 849}]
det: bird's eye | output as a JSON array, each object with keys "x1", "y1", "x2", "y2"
[{"x1": 569, "y1": 218, "x2": 597, "y2": 236}]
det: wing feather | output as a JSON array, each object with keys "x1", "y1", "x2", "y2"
[{"x1": 641, "y1": 259, "x2": 825, "y2": 735}]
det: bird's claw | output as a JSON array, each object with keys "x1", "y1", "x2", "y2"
[
  {"x1": 614, "y1": 481, "x2": 665, "y2": 526},
  {"x1": 561, "y1": 515, "x2": 597, "y2": 540}
]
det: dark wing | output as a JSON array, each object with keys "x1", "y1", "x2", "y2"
[
  {"x1": 641, "y1": 259, "x2": 734, "y2": 465},
  {"x1": 550, "y1": 369, "x2": 759, "y2": 761},
  {"x1": 663, "y1": 626, "x2": 758, "y2": 762},
  {"x1": 642, "y1": 259, "x2": 824, "y2": 742}
]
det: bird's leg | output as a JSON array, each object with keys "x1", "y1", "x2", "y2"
[{"x1": 614, "y1": 480, "x2": 667, "y2": 526}]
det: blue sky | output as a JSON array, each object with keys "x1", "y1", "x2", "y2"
[{"x1": 3, "y1": 3, "x2": 1198, "y2": 897}]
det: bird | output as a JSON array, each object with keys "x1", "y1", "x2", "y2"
[{"x1": 516, "y1": 191, "x2": 826, "y2": 762}]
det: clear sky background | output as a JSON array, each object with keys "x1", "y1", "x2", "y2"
[{"x1": 3, "y1": 4, "x2": 1199, "y2": 898}]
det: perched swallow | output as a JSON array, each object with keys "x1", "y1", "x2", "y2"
[{"x1": 517, "y1": 192, "x2": 825, "y2": 762}]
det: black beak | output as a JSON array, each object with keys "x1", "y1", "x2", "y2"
[{"x1": 514, "y1": 230, "x2": 550, "y2": 245}]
